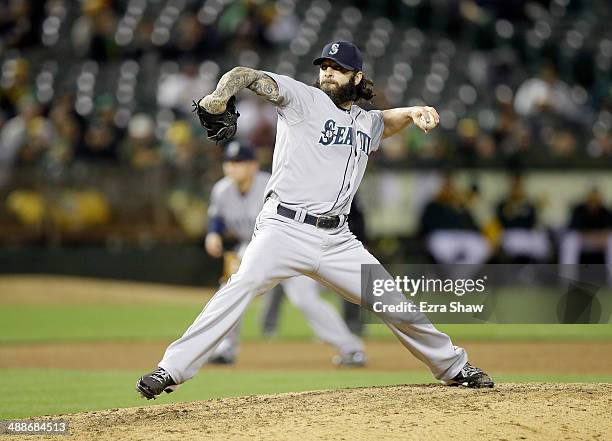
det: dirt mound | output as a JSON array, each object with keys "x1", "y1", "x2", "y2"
[{"x1": 12, "y1": 383, "x2": 611, "y2": 441}]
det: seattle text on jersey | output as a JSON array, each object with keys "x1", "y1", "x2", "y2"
[{"x1": 318, "y1": 119, "x2": 372, "y2": 155}]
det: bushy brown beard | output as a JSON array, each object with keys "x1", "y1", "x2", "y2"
[{"x1": 313, "y1": 73, "x2": 358, "y2": 107}]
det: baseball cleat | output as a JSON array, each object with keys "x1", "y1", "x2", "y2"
[
  {"x1": 332, "y1": 350, "x2": 367, "y2": 367},
  {"x1": 208, "y1": 354, "x2": 236, "y2": 365},
  {"x1": 136, "y1": 367, "x2": 177, "y2": 400},
  {"x1": 443, "y1": 362, "x2": 494, "y2": 388}
]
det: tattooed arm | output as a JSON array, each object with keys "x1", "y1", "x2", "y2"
[{"x1": 198, "y1": 67, "x2": 280, "y2": 114}]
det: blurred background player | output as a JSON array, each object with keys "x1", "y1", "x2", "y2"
[
  {"x1": 559, "y1": 186, "x2": 612, "y2": 284},
  {"x1": 495, "y1": 174, "x2": 550, "y2": 263},
  {"x1": 419, "y1": 173, "x2": 490, "y2": 265},
  {"x1": 205, "y1": 140, "x2": 366, "y2": 366}
]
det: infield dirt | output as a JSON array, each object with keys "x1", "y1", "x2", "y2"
[{"x1": 7, "y1": 383, "x2": 611, "y2": 441}]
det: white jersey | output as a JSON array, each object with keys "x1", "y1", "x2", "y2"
[
  {"x1": 208, "y1": 171, "x2": 271, "y2": 244},
  {"x1": 263, "y1": 72, "x2": 385, "y2": 216}
]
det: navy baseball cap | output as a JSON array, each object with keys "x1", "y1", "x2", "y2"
[
  {"x1": 313, "y1": 41, "x2": 363, "y2": 71},
  {"x1": 223, "y1": 141, "x2": 255, "y2": 162}
]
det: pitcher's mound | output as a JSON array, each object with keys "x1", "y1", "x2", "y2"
[{"x1": 24, "y1": 383, "x2": 612, "y2": 441}]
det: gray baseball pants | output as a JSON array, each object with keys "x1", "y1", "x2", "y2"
[{"x1": 159, "y1": 199, "x2": 467, "y2": 383}]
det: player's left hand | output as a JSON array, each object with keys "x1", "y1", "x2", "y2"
[
  {"x1": 409, "y1": 106, "x2": 440, "y2": 133},
  {"x1": 205, "y1": 233, "x2": 224, "y2": 258},
  {"x1": 193, "y1": 95, "x2": 240, "y2": 143}
]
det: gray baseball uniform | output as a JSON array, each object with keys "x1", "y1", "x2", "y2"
[
  {"x1": 207, "y1": 170, "x2": 363, "y2": 359},
  {"x1": 262, "y1": 71, "x2": 381, "y2": 216},
  {"x1": 208, "y1": 171, "x2": 271, "y2": 247},
  {"x1": 159, "y1": 72, "x2": 467, "y2": 383}
]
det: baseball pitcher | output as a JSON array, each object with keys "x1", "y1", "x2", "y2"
[{"x1": 137, "y1": 41, "x2": 493, "y2": 399}]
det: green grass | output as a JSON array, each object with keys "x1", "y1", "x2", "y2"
[
  {"x1": 0, "y1": 305, "x2": 201, "y2": 343},
  {"x1": 1, "y1": 296, "x2": 612, "y2": 343},
  {"x1": 2, "y1": 369, "x2": 611, "y2": 419}
]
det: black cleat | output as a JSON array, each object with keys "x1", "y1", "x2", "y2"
[
  {"x1": 136, "y1": 367, "x2": 177, "y2": 400},
  {"x1": 443, "y1": 362, "x2": 494, "y2": 388},
  {"x1": 332, "y1": 351, "x2": 367, "y2": 367}
]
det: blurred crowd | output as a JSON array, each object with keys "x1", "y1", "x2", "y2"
[
  {"x1": 1, "y1": 0, "x2": 611, "y2": 179},
  {"x1": 0, "y1": 0, "x2": 299, "y2": 186},
  {"x1": 417, "y1": 173, "x2": 611, "y2": 266},
  {"x1": 0, "y1": 0, "x2": 611, "y2": 248},
  {"x1": 377, "y1": 61, "x2": 612, "y2": 167}
]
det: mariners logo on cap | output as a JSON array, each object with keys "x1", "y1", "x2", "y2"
[{"x1": 313, "y1": 41, "x2": 363, "y2": 71}]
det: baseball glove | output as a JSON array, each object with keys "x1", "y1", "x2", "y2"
[
  {"x1": 192, "y1": 96, "x2": 240, "y2": 143},
  {"x1": 221, "y1": 251, "x2": 241, "y2": 283}
]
